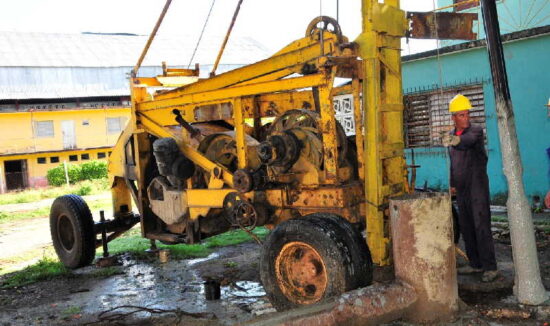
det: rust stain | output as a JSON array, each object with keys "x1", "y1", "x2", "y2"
[{"x1": 408, "y1": 12, "x2": 478, "y2": 40}]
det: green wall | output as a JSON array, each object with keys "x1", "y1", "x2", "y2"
[{"x1": 402, "y1": 33, "x2": 550, "y2": 200}]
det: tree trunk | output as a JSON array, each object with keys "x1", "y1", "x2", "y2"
[{"x1": 480, "y1": 0, "x2": 548, "y2": 305}]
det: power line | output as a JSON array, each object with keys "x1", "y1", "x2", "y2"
[{"x1": 188, "y1": 0, "x2": 216, "y2": 69}]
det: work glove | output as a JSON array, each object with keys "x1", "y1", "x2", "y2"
[{"x1": 441, "y1": 133, "x2": 460, "y2": 147}]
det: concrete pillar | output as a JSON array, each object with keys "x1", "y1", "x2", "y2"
[{"x1": 390, "y1": 192, "x2": 459, "y2": 323}]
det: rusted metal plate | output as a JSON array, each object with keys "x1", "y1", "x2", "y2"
[
  {"x1": 407, "y1": 12, "x2": 478, "y2": 40},
  {"x1": 193, "y1": 102, "x2": 233, "y2": 121}
]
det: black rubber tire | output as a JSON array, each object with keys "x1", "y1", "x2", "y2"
[
  {"x1": 304, "y1": 213, "x2": 373, "y2": 288},
  {"x1": 259, "y1": 218, "x2": 356, "y2": 311},
  {"x1": 50, "y1": 195, "x2": 96, "y2": 269}
]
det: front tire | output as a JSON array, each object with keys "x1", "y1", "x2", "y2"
[
  {"x1": 260, "y1": 217, "x2": 362, "y2": 311},
  {"x1": 50, "y1": 195, "x2": 96, "y2": 268}
]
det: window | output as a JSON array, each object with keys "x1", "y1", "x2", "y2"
[
  {"x1": 37, "y1": 157, "x2": 46, "y2": 164},
  {"x1": 34, "y1": 120, "x2": 54, "y2": 138},
  {"x1": 81, "y1": 153, "x2": 90, "y2": 160},
  {"x1": 50, "y1": 156, "x2": 60, "y2": 163},
  {"x1": 403, "y1": 85, "x2": 487, "y2": 148},
  {"x1": 97, "y1": 152, "x2": 106, "y2": 159},
  {"x1": 334, "y1": 94, "x2": 356, "y2": 136},
  {"x1": 454, "y1": 0, "x2": 479, "y2": 11},
  {"x1": 107, "y1": 117, "x2": 126, "y2": 134},
  {"x1": 69, "y1": 155, "x2": 78, "y2": 162}
]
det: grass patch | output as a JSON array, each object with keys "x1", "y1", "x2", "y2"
[
  {"x1": 101, "y1": 227, "x2": 270, "y2": 260},
  {"x1": 0, "y1": 206, "x2": 50, "y2": 223},
  {"x1": 1, "y1": 227, "x2": 270, "y2": 289},
  {"x1": 61, "y1": 306, "x2": 82, "y2": 319},
  {"x1": 0, "y1": 179, "x2": 109, "y2": 205},
  {"x1": 0, "y1": 197, "x2": 111, "y2": 226},
  {"x1": 491, "y1": 216, "x2": 508, "y2": 223},
  {"x1": 0, "y1": 257, "x2": 71, "y2": 289},
  {"x1": 0, "y1": 247, "x2": 57, "y2": 275}
]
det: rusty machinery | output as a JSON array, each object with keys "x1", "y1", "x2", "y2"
[{"x1": 49, "y1": 0, "x2": 477, "y2": 311}]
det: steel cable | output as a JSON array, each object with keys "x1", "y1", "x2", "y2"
[{"x1": 188, "y1": 0, "x2": 217, "y2": 68}]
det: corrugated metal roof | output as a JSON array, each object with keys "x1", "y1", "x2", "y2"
[
  {"x1": 0, "y1": 65, "x2": 242, "y2": 100},
  {"x1": 0, "y1": 31, "x2": 271, "y2": 67},
  {"x1": 0, "y1": 31, "x2": 271, "y2": 100}
]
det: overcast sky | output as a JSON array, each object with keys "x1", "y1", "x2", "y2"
[{"x1": 0, "y1": 0, "x2": 439, "y2": 55}]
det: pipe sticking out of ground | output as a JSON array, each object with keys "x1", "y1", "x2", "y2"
[{"x1": 246, "y1": 192, "x2": 459, "y2": 325}]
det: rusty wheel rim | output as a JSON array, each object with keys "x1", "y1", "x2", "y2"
[{"x1": 275, "y1": 241, "x2": 327, "y2": 305}]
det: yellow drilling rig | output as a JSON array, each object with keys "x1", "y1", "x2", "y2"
[{"x1": 49, "y1": 0, "x2": 476, "y2": 310}]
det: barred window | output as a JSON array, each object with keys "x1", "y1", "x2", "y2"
[
  {"x1": 34, "y1": 120, "x2": 54, "y2": 138},
  {"x1": 106, "y1": 117, "x2": 126, "y2": 134},
  {"x1": 404, "y1": 85, "x2": 487, "y2": 148}
]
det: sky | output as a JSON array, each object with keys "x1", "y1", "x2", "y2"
[{"x1": 0, "y1": 0, "x2": 440, "y2": 55}]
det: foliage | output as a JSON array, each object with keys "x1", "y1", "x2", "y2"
[
  {"x1": 46, "y1": 160, "x2": 107, "y2": 186},
  {"x1": 79, "y1": 161, "x2": 108, "y2": 180},
  {"x1": 0, "y1": 257, "x2": 71, "y2": 288},
  {"x1": 75, "y1": 184, "x2": 92, "y2": 196},
  {"x1": 46, "y1": 163, "x2": 81, "y2": 186},
  {"x1": 0, "y1": 179, "x2": 109, "y2": 205}
]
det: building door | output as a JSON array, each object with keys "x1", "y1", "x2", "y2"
[
  {"x1": 62, "y1": 120, "x2": 76, "y2": 149},
  {"x1": 4, "y1": 160, "x2": 28, "y2": 191}
]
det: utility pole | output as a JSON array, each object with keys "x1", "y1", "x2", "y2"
[{"x1": 480, "y1": 0, "x2": 548, "y2": 305}]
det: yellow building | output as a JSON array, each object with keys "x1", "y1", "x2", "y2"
[
  {"x1": 0, "y1": 103, "x2": 130, "y2": 192},
  {"x1": 0, "y1": 31, "x2": 270, "y2": 192}
]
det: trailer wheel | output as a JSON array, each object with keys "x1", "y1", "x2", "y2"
[
  {"x1": 50, "y1": 195, "x2": 96, "y2": 269},
  {"x1": 259, "y1": 218, "x2": 358, "y2": 311},
  {"x1": 305, "y1": 213, "x2": 373, "y2": 288}
]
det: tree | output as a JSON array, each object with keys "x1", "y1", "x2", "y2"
[{"x1": 480, "y1": 0, "x2": 548, "y2": 305}]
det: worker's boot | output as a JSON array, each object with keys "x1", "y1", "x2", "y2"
[
  {"x1": 481, "y1": 270, "x2": 499, "y2": 282},
  {"x1": 457, "y1": 265, "x2": 483, "y2": 274}
]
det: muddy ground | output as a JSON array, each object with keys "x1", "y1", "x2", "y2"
[{"x1": 0, "y1": 214, "x2": 549, "y2": 325}]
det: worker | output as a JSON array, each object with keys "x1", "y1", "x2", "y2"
[{"x1": 442, "y1": 94, "x2": 498, "y2": 282}]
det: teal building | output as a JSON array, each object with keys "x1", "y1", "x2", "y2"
[{"x1": 402, "y1": 0, "x2": 550, "y2": 201}]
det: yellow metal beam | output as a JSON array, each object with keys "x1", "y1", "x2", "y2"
[
  {"x1": 357, "y1": 0, "x2": 407, "y2": 266},
  {"x1": 233, "y1": 97, "x2": 248, "y2": 169},
  {"x1": 153, "y1": 36, "x2": 339, "y2": 100},
  {"x1": 137, "y1": 74, "x2": 328, "y2": 112}
]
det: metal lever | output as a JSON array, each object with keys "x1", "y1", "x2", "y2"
[
  {"x1": 172, "y1": 109, "x2": 200, "y2": 138},
  {"x1": 100, "y1": 210, "x2": 109, "y2": 258}
]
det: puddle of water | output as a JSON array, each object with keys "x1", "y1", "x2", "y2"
[
  {"x1": 2, "y1": 247, "x2": 273, "y2": 325},
  {"x1": 187, "y1": 252, "x2": 220, "y2": 266},
  {"x1": 225, "y1": 280, "x2": 265, "y2": 298}
]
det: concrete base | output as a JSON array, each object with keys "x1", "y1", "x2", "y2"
[{"x1": 391, "y1": 192, "x2": 460, "y2": 322}]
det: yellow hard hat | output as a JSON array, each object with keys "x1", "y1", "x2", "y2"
[{"x1": 449, "y1": 94, "x2": 472, "y2": 113}]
